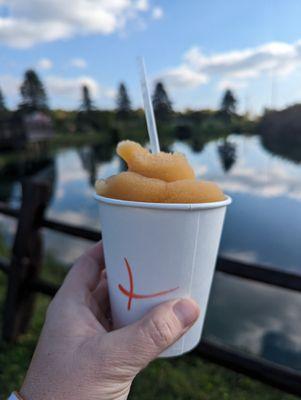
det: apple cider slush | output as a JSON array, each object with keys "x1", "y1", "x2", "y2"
[{"x1": 95, "y1": 140, "x2": 224, "y2": 203}]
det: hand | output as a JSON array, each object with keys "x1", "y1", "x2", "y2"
[{"x1": 20, "y1": 242, "x2": 200, "y2": 400}]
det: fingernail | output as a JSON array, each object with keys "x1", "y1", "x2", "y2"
[{"x1": 173, "y1": 299, "x2": 200, "y2": 328}]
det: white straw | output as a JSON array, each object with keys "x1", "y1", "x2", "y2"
[{"x1": 138, "y1": 57, "x2": 160, "y2": 154}]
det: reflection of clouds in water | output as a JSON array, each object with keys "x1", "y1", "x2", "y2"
[
  {"x1": 42, "y1": 149, "x2": 105, "y2": 263},
  {"x1": 220, "y1": 192, "x2": 301, "y2": 272},
  {"x1": 44, "y1": 230, "x2": 94, "y2": 264},
  {"x1": 49, "y1": 210, "x2": 97, "y2": 227},
  {"x1": 56, "y1": 150, "x2": 88, "y2": 183},
  {"x1": 175, "y1": 135, "x2": 301, "y2": 271},
  {"x1": 221, "y1": 250, "x2": 259, "y2": 264},
  {"x1": 55, "y1": 187, "x2": 65, "y2": 200},
  {"x1": 218, "y1": 164, "x2": 301, "y2": 201},
  {"x1": 47, "y1": 149, "x2": 99, "y2": 228},
  {"x1": 174, "y1": 135, "x2": 301, "y2": 201},
  {"x1": 194, "y1": 165, "x2": 208, "y2": 178},
  {"x1": 97, "y1": 156, "x2": 120, "y2": 179},
  {"x1": 204, "y1": 274, "x2": 301, "y2": 368},
  {"x1": 215, "y1": 137, "x2": 301, "y2": 200}
]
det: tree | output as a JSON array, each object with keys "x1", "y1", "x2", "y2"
[
  {"x1": 80, "y1": 85, "x2": 94, "y2": 112},
  {"x1": 77, "y1": 85, "x2": 98, "y2": 133},
  {"x1": 221, "y1": 89, "x2": 237, "y2": 114},
  {"x1": 20, "y1": 69, "x2": 48, "y2": 112},
  {"x1": 116, "y1": 83, "x2": 131, "y2": 118},
  {"x1": 152, "y1": 81, "x2": 173, "y2": 120},
  {"x1": 0, "y1": 87, "x2": 7, "y2": 112}
]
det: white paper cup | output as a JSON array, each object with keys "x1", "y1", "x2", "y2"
[{"x1": 95, "y1": 194, "x2": 231, "y2": 357}]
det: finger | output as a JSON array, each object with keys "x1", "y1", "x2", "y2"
[
  {"x1": 85, "y1": 241, "x2": 105, "y2": 267},
  {"x1": 61, "y1": 242, "x2": 104, "y2": 300},
  {"x1": 89, "y1": 281, "x2": 111, "y2": 331},
  {"x1": 103, "y1": 298, "x2": 200, "y2": 374},
  {"x1": 92, "y1": 277, "x2": 110, "y2": 315}
]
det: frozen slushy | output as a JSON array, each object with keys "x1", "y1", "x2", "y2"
[
  {"x1": 94, "y1": 139, "x2": 231, "y2": 357},
  {"x1": 95, "y1": 140, "x2": 224, "y2": 203}
]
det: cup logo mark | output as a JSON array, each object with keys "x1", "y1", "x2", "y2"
[{"x1": 118, "y1": 258, "x2": 179, "y2": 310}]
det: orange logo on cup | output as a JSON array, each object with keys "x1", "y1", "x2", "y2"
[{"x1": 118, "y1": 258, "x2": 179, "y2": 311}]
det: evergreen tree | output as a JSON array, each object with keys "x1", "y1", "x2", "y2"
[
  {"x1": 80, "y1": 85, "x2": 94, "y2": 112},
  {"x1": 0, "y1": 87, "x2": 7, "y2": 112},
  {"x1": 20, "y1": 69, "x2": 48, "y2": 112},
  {"x1": 152, "y1": 81, "x2": 173, "y2": 120},
  {"x1": 221, "y1": 89, "x2": 237, "y2": 114},
  {"x1": 116, "y1": 83, "x2": 131, "y2": 118}
]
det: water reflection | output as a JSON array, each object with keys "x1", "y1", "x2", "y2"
[
  {"x1": 204, "y1": 274, "x2": 301, "y2": 371},
  {"x1": 217, "y1": 139, "x2": 237, "y2": 172},
  {"x1": 1, "y1": 134, "x2": 301, "y2": 272},
  {"x1": 261, "y1": 331, "x2": 301, "y2": 369},
  {"x1": 191, "y1": 137, "x2": 205, "y2": 153},
  {"x1": 1, "y1": 131, "x2": 301, "y2": 373},
  {"x1": 77, "y1": 140, "x2": 119, "y2": 186},
  {"x1": 259, "y1": 107, "x2": 301, "y2": 164},
  {"x1": 78, "y1": 147, "x2": 97, "y2": 186}
]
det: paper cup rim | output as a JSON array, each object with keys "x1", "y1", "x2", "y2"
[{"x1": 94, "y1": 193, "x2": 232, "y2": 210}]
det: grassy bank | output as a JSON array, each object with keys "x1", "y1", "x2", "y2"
[
  {"x1": 0, "y1": 244, "x2": 297, "y2": 399},
  {"x1": 0, "y1": 131, "x2": 109, "y2": 171}
]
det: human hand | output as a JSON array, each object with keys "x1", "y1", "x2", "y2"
[{"x1": 20, "y1": 242, "x2": 200, "y2": 400}]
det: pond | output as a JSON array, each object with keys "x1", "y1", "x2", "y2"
[{"x1": 1, "y1": 133, "x2": 301, "y2": 372}]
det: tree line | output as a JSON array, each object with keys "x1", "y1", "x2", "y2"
[
  {"x1": 0, "y1": 68, "x2": 252, "y2": 154},
  {"x1": 0, "y1": 69, "x2": 237, "y2": 120}
]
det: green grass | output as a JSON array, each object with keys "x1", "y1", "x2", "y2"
[
  {"x1": 130, "y1": 357, "x2": 298, "y2": 400},
  {"x1": 49, "y1": 132, "x2": 108, "y2": 147},
  {"x1": 0, "y1": 237, "x2": 298, "y2": 399}
]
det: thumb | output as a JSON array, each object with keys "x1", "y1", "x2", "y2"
[{"x1": 107, "y1": 298, "x2": 200, "y2": 373}]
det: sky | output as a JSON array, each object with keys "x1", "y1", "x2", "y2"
[{"x1": 1, "y1": 0, "x2": 301, "y2": 113}]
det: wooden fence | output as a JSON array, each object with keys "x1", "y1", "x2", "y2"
[{"x1": 0, "y1": 180, "x2": 301, "y2": 396}]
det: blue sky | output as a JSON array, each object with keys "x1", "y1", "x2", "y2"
[{"x1": 1, "y1": 0, "x2": 301, "y2": 113}]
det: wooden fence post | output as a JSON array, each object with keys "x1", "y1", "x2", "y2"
[{"x1": 2, "y1": 179, "x2": 51, "y2": 341}]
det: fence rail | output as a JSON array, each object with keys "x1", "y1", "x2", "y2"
[
  {"x1": 1, "y1": 185, "x2": 301, "y2": 397},
  {"x1": 2, "y1": 201, "x2": 301, "y2": 292}
]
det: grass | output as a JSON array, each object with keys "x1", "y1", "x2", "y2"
[{"x1": 0, "y1": 235, "x2": 298, "y2": 399}]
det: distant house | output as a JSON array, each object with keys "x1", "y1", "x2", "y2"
[
  {"x1": 0, "y1": 111, "x2": 53, "y2": 150},
  {"x1": 23, "y1": 111, "x2": 53, "y2": 143}
]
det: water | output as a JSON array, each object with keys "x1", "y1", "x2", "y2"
[{"x1": 1, "y1": 133, "x2": 301, "y2": 371}]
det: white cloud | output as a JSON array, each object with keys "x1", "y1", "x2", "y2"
[
  {"x1": 135, "y1": 0, "x2": 149, "y2": 11},
  {"x1": 0, "y1": 18, "x2": 71, "y2": 48},
  {"x1": 217, "y1": 163, "x2": 301, "y2": 201},
  {"x1": 217, "y1": 79, "x2": 248, "y2": 91},
  {"x1": 45, "y1": 75, "x2": 115, "y2": 107},
  {"x1": 0, "y1": 73, "x2": 114, "y2": 107},
  {"x1": 184, "y1": 42, "x2": 299, "y2": 79},
  {"x1": 0, "y1": 0, "x2": 156, "y2": 48},
  {"x1": 37, "y1": 57, "x2": 53, "y2": 70},
  {"x1": 159, "y1": 39, "x2": 301, "y2": 91},
  {"x1": 158, "y1": 65, "x2": 208, "y2": 89},
  {"x1": 70, "y1": 58, "x2": 87, "y2": 69},
  {"x1": 152, "y1": 6, "x2": 163, "y2": 20},
  {"x1": 46, "y1": 75, "x2": 100, "y2": 99}
]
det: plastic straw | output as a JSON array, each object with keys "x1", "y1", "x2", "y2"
[{"x1": 138, "y1": 57, "x2": 160, "y2": 153}]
